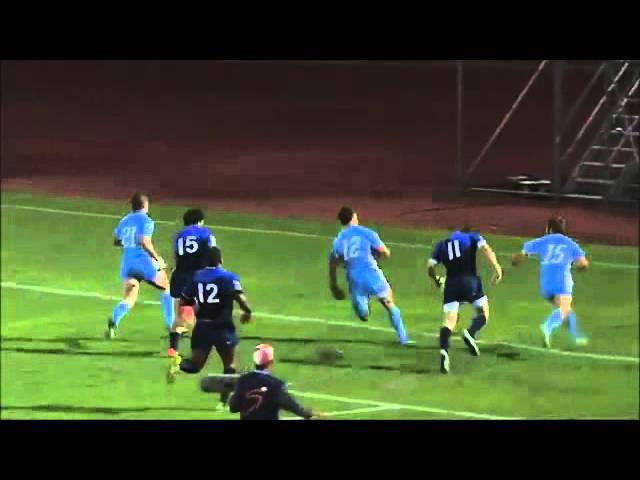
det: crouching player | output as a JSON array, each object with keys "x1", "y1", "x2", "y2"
[
  {"x1": 107, "y1": 192, "x2": 174, "y2": 338},
  {"x1": 511, "y1": 215, "x2": 589, "y2": 348},
  {"x1": 427, "y1": 228, "x2": 502, "y2": 374},
  {"x1": 329, "y1": 206, "x2": 411, "y2": 345},
  {"x1": 168, "y1": 208, "x2": 217, "y2": 357},
  {"x1": 167, "y1": 247, "x2": 252, "y2": 410},
  {"x1": 225, "y1": 344, "x2": 322, "y2": 420}
]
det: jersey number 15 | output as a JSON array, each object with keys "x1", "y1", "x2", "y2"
[{"x1": 177, "y1": 236, "x2": 198, "y2": 256}]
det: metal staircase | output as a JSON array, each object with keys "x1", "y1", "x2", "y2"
[{"x1": 562, "y1": 61, "x2": 640, "y2": 202}]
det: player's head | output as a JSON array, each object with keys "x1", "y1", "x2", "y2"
[
  {"x1": 337, "y1": 206, "x2": 358, "y2": 226},
  {"x1": 207, "y1": 246, "x2": 223, "y2": 267},
  {"x1": 131, "y1": 192, "x2": 149, "y2": 213},
  {"x1": 253, "y1": 343, "x2": 274, "y2": 370},
  {"x1": 183, "y1": 208, "x2": 205, "y2": 226},
  {"x1": 545, "y1": 215, "x2": 567, "y2": 235}
]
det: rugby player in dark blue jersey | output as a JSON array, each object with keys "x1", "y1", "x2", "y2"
[
  {"x1": 427, "y1": 228, "x2": 503, "y2": 374},
  {"x1": 167, "y1": 247, "x2": 252, "y2": 410},
  {"x1": 167, "y1": 208, "x2": 217, "y2": 357},
  {"x1": 228, "y1": 344, "x2": 323, "y2": 420}
]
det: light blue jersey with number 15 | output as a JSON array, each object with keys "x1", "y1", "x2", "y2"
[{"x1": 522, "y1": 233, "x2": 585, "y2": 297}]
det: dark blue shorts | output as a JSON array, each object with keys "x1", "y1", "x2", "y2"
[
  {"x1": 443, "y1": 275, "x2": 486, "y2": 312},
  {"x1": 170, "y1": 271, "x2": 193, "y2": 298},
  {"x1": 191, "y1": 320, "x2": 238, "y2": 353}
]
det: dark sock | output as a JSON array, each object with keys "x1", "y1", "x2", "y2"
[
  {"x1": 468, "y1": 314, "x2": 487, "y2": 338},
  {"x1": 439, "y1": 326, "x2": 452, "y2": 351},
  {"x1": 169, "y1": 332, "x2": 180, "y2": 350},
  {"x1": 179, "y1": 359, "x2": 200, "y2": 374},
  {"x1": 220, "y1": 367, "x2": 237, "y2": 404}
]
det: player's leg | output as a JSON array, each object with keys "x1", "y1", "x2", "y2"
[
  {"x1": 143, "y1": 259, "x2": 174, "y2": 331},
  {"x1": 213, "y1": 329, "x2": 239, "y2": 409},
  {"x1": 367, "y1": 269, "x2": 409, "y2": 344},
  {"x1": 462, "y1": 297, "x2": 488, "y2": 356},
  {"x1": 439, "y1": 304, "x2": 459, "y2": 374},
  {"x1": 377, "y1": 289, "x2": 410, "y2": 345},
  {"x1": 167, "y1": 272, "x2": 195, "y2": 356},
  {"x1": 167, "y1": 322, "x2": 212, "y2": 383},
  {"x1": 461, "y1": 276, "x2": 488, "y2": 356},
  {"x1": 349, "y1": 277, "x2": 371, "y2": 321},
  {"x1": 555, "y1": 294, "x2": 588, "y2": 346},
  {"x1": 106, "y1": 277, "x2": 140, "y2": 339}
]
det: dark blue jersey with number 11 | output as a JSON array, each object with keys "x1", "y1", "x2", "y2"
[
  {"x1": 181, "y1": 267, "x2": 243, "y2": 324},
  {"x1": 431, "y1": 231, "x2": 486, "y2": 277}
]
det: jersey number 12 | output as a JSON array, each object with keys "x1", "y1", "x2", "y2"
[{"x1": 197, "y1": 283, "x2": 220, "y2": 304}]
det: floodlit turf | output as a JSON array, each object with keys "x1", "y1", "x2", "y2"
[{"x1": 1, "y1": 191, "x2": 638, "y2": 420}]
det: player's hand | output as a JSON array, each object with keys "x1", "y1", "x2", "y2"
[
  {"x1": 330, "y1": 284, "x2": 346, "y2": 300},
  {"x1": 309, "y1": 410, "x2": 328, "y2": 420},
  {"x1": 155, "y1": 256, "x2": 167, "y2": 270},
  {"x1": 239, "y1": 312, "x2": 252, "y2": 324},
  {"x1": 434, "y1": 275, "x2": 445, "y2": 290},
  {"x1": 491, "y1": 266, "x2": 503, "y2": 285},
  {"x1": 511, "y1": 253, "x2": 523, "y2": 266}
]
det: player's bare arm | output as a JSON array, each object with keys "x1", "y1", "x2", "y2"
[
  {"x1": 233, "y1": 292, "x2": 253, "y2": 324},
  {"x1": 276, "y1": 386, "x2": 317, "y2": 419},
  {"x1": 573, "y1": 256, "x2": 589, "y2": 270},
  {"x1": 329, "y1": 256, "x2": 346, "y2": 300},
  {"x1": 140, "y1": 235, "x2": 166, "y2": 268},
  {"x1": 374, "y1": 245, "x2": 391, "y2": 259},
  {"x1": 480, "y1": 244, "x2": 503, "y2": 284}
]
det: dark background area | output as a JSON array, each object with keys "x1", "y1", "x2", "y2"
[{"x1": 1, "y1": 60, "x2": 637, "y2": 244}]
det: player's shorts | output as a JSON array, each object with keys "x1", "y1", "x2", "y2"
[
  {"x1": 120, "y1": 256, "x2": 160, "y2": 284},
  {"x1": 191, "y1": 320, "x2": 238, "y2": 353},
  {"x1": 347, "y1": 268, "x2": 391, "y2": 318},
  {"x1": 170, "y1": 270, "x2": 193, "y2": 298},
  {"x1": 540, "y1": 282, "x2": 574, "y2": 302},
  {"x1": 348, "y1": 268, "x2": 391, "y2": 299},
  {"x1": 442, "y1": 275, "x2": 487, "y2": 313}
]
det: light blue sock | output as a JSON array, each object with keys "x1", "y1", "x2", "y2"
[
  {"x1": 112, "y1": 301, "x2": 130, "y2": 328},
  {"x1": 388, "y1": 306, "x2": 408, "y2": 344},
  {"x1": 161, "y1": 293, "x2": 175, "y2": 330},
  {"x1": 567, "y1": 311, "x2": 580, "y2": 339},
  {"x1": 543, "y1": 308, "x2": 563, "y2": 335}
]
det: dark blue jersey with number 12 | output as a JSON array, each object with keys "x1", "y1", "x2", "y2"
[
  {"x1": 181, "y1": 267, "x2": 243, "y2": 324},
  {"x1": 173, "y1": 225, "x2": 216, "y2": 273}
]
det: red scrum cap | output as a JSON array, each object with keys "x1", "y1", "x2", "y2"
[{"x1": 253, "y1": 343, "x2": 274, "y2": 366}]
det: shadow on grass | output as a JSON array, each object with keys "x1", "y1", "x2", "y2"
[
  {"x1": 0, "y1": 404, "x2": 217, "y2": 415},
  {"x1": 242, "y1": 335, "x2": 439, "y2": 351},
  {"x1": 0, "y1": 346, "x2": 159, "y2": 358},
  {"x1": 279, "y1": 357, "x2": 439, "y2": 375}
]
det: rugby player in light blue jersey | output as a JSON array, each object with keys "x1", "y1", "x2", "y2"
[
  {"x1": 512, "y1": 215, "x2": 589, "y2": 348},
  {"x1": 106, "y1": 193, "x2": 174, "y2": 339},
  {"x1": 328, "y1": 206, "x2": 411, "y2": 345}
]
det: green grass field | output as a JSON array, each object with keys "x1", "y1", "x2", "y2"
[{"x1": 1, "y1": 190, "x2": 638, "y2": 420}]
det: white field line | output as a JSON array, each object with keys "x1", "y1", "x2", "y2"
[
  {"x1": 2, "y1": 281, "x2": 638, "y2": 365},
  {"x1": 1, "y1": 204, "x2": 637, "y2": 270},
  {"x1": 287, "y1": 390, "x2": 521, "y2": 419},
  {"x1": 282, "y1": 405, "x2": 398, "y2": 420}
]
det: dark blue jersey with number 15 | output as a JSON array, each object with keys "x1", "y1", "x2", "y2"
[
  {"x1": 173, "y1": 225, "x2": 216, "y2": 273},
  {"x1": 181, "y1": 267, "x2": 243, "y2": 324},
  {"x1": 431, "y1": 231, "x2": 486, "y2": 277}
]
